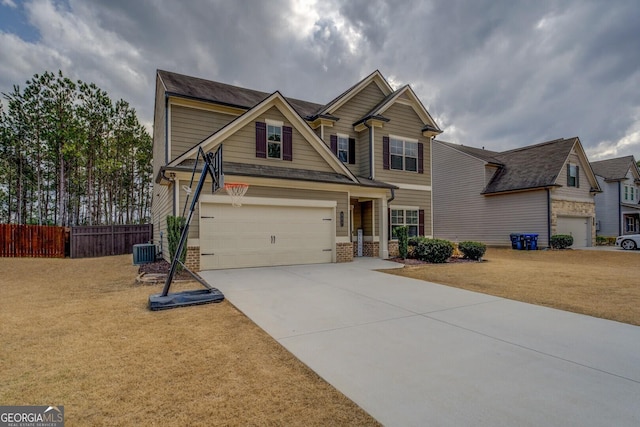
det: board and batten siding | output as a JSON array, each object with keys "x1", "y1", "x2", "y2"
[
  {"x1": 329, "y1": 82, "x2": 387, "y2": 177},
  {"x1": 594, "y1": 176, "x2": 620, "y2": 236},
  {"x1": 170, "y1": 105, "x2": 234, "y2": 160},
  {"x1": 390, "y1": 188, "x2": 432, "y2": 236},
  {"x1": 221, "y1": 107, "x2": 336, "y2": 173},
  {"x1": 374, "y1": 103, "x2": 431, "y2": 186},
  {"x1": 432, "y1": 140, "x2": 549, "y2": 247}
]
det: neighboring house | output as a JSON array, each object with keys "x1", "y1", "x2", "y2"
[
  {"x1": 590, "y1": 156, "x2": 640, "y2": 237},
  {"x1": 432, "y1": 137, "x2": 601, "y2": 248},
  {"x1": 152, "y1": 70, "x2": 442, "y2": 270}
]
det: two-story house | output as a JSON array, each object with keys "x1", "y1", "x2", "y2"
[
  {"x1": 152, "y1": 70, "x2": 441, "y2": 270},
  {"x1": 590, "y1": 155, "x2": 640, "y2": 237},
  {"x1": 432, "y1": 138, "x2": 601, "y2": 248}
]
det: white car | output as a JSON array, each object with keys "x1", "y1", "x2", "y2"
[{"x1": 615, "y1": 234, "x2": 640, "y2": 250}]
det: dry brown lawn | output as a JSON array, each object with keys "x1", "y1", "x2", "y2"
[
  {"x1": 385, "y1": 248, "x2": 640, "y2": 326},
  {"x1": 0, "y1": 256, "x2": 380, "y2": 426}
]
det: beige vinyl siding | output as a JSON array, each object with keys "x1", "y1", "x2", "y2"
[
  {"x1": 221, "y1": 106, "x2": 335, "y2": 173},
  {"x1": 176, "y1": 181, "x2": 200, "y2": 241},
  {"x1": 433, "y1": 141, "x2": 549, "y2": 247},
  {"x1": 553, "y1": 151, "x2": 594, "y2": 201},
  {"x1": 152, "y1": 77, "x2": 167, "y2": 176},
  {"x1": 374, "y1": 103, "x2": 431, "y2": 186},
  {"x1": 246, "y1": 186, "x2": 349, "y2": 237},
  {"x1": 170, "y1": 105, "x2": 234, "y2": 160},
  {"x1": 152, "y1": 182, "x2": 173, "y2": 261},
  {"x1": 356, "y1": 132, "x2": 369, "y2": 177},
  {"x1": 329, "y1": 83, "x2": 387, "y2": 177},
  {"x1": 390, "y1": 189, "x2": 432, "y2": 236}
]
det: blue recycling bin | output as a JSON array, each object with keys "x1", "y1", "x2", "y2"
[
  {"x1": 510, "y1": 233, "x2": 525, "y2": 250},
  {"x1": 523, "y1": 233, "x2": 539, "y2": 250}
]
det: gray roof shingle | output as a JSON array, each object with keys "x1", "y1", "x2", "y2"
[
  {"x1": 438, "y1": 138, "x2": 585, "y2": 194},
  {"x1": 590, "y1": 156, "x2": 636, "y2": 180},
  {"x1": 158, "y1": 70, "x2": 324, "y2": 118}
]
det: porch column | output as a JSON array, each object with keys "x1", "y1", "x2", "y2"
[{"x1": 379, "y1": 197, "x2": 389, "y2": 259}]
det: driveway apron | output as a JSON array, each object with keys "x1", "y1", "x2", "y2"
[{"x1": 200, "y1": 259, "x2": 640, "y2": 427}]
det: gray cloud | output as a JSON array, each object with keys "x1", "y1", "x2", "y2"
[{"x1": 0, "y1": 0, "x2": 638, "y2": 159}]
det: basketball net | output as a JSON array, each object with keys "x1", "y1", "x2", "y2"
[{"x1": 224, "y1": 183, "x2": 249, "y2": 207}]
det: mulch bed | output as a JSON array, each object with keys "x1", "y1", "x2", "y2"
[
  {"x1": 138, "y1": 259, "x2": 193, "y2": 280},
  {"x1": 389, "y1": 256, "x2": 482, "y2": 265}
]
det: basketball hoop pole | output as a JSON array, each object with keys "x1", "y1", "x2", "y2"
[{"x1": 149, "y1": 146, "x2": 224, "y2": 310}]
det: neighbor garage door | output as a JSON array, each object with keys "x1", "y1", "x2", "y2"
[
  {"x1": 556, "y1": 216, "x2": 589, "y2": 248},
  {"x1": 199, "y1": 202, "x2": 335, "y2": 270}
]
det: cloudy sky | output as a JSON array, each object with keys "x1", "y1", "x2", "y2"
[{"x1": 1, "y1": 0, "x2": 638, "y2": 160}]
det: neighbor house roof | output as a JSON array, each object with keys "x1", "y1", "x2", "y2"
[
  {"x1": 158, "y1": 70, "x2": 324, "y2": 118},
  {"x1": 437, "y1": 137, "x2": 600, "y2": 194},
  {"x1": 590, "y1": 155, "x2": 639, "y2": 181}
]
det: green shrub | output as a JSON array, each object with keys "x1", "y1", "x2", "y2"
[
  {"x1": 596, "y1": 236, "x2": 616, "y2": 246},
  {"x1": 413, "y1": 238, "x2": 454, "y2": 263},
  {"x1": 458, "y1": 241, "x2": 487, "y2": 260},
  {"x1": 167, "y1": 215, "x2": 187, "y2": 269},
  {"x1": 396, "y1": 226, "x2": 409, "y2": 259},
  {"x1": 550, "y1": 234, "x2": 573, "y2": 249}
]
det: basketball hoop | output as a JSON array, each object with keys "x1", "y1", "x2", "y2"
[{"x1": 224, "y1": 183, "x2": 249, "y2": 207}]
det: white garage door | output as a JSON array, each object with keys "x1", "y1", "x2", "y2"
[
  {"x1": 556, "y1": 216, "x2": 590, "y2": 248},
  {"x1": 200, "y1": 202, "x2": 335, "y2": 270}
]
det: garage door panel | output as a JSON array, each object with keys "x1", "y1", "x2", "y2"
[
  {"x1": 200, "y1": 203, "x2": 334, "y2": 270},
  {"x1": 557, "y1": 216, "x2": 589, "y2": 248}
]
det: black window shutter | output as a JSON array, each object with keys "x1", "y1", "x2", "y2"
[
  {"x1": 576, "y1": 165, "x2": 580, "y2": 188},
  {"x1": 419, "y1": 209, "x2": 425, "y2": 236},
  {"x1": 255, "y1": 122, "x2": 266, "y2": 158},
  {"x1": 383, "y1": 136, "x2": 390, "y2": 170},
  {"x1": 567, "y1": 164, "x2": 571, "y2": 185},
  {"x1": 330, "y1": 134, "x2": 337, "y2": 155},
  {"x1": 418, "y1": 142, "x2": 424, "y2": 174},
  {"x1": 388, "y1": 208, "x2": 391, "y2": 237},
  {"x1": 348, "y1": 138, "x2": 356, "y2": 164},
  {"x1": 283, "y1": 126, "x2": 293, "y2": 161}
]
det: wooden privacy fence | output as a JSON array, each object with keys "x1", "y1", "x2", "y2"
[
  {"x1": 70, "y1": 224, "x2": 153, "y2": 258},
  {"x1": 0, "y1": 224, "x2": 66, "y2": 258}
]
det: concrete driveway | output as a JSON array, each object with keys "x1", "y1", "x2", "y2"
[{"x1": 200, "y1": 259, "x2": 640, "y2": 427}]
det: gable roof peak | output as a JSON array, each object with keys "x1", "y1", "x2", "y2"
[{"x1": 590, "y1": 154, "x2": 639, "y2": 180}]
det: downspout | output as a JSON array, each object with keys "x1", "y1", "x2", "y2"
[
  {"x1": 546, "y1": 188, "x2": 552, "y2": 248},
  {"x1": 364, "y1": 121, "x2": 374, "y2": 180}
]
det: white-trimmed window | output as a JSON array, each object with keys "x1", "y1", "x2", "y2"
[
  {"x1": 391, "y1": 208, "x2": 419, "y2": 238},
  {"x1": 568, "y1": 164, "x2": 579, "y2": 187},
  {"x1": 266, "y1": 120, "x2": 282, "y2": 159},
  {"x1": 338, "y1": 135, "x2": 349, "y2": 163},
  {"x1": 624, "y1": 185, "x2": 636, "y2": 202},
  {"x1": 390, "y1": 137, "x2": 418, "y2": 172}
]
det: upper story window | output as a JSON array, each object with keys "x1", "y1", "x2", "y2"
[
  {"x1": 567, "y1": 164, "x2": 579, "y2": 187},
  {"x1": 624, "y1": 185, "x2": 637, "y2": 202},
  {"x1": 267, "y1": 121, "x2": 282, "y2": 159},
  {"x1": 390, "y1": 137, "x2": 418, "y2": 172},
  {"x1": 338, "y1": 135, "x2": 349, "y2": 163}
]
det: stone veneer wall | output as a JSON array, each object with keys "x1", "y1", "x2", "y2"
[
  {"x1": 336, "y1": 242, "x2": 354, "y2": 263},
  {"x1": 185, "y1": 246, "x2": 200, "y2": 271},
  {"x1": 551, "y1": 199, "x2": 596, "y2": 246},
  {"x1": 388, "y1": 241, "x2": 399, "y2": 258},
  {"x1": 351, "y1": 241, "x2": 380, "y2": 258}
]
